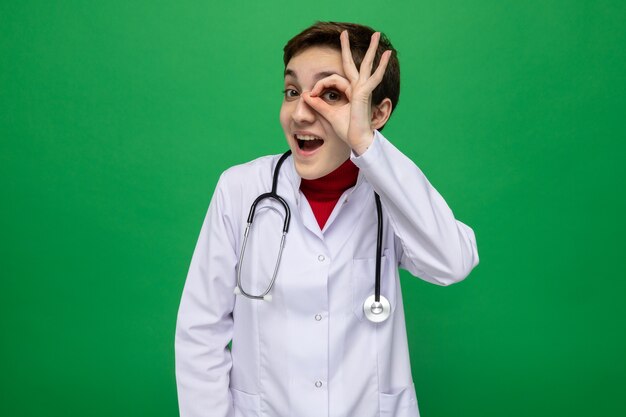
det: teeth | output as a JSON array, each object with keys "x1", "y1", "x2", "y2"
[{"x1": 295, "y1": 134, "x2": 322, "y2": 141}]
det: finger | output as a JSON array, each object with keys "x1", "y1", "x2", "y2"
[
  {"x1": 340, "y1": 31, "x2": 359, "y2": 81},
  {"x1": 359, "y1": 32, "x2": 381, "y2": 80},
  {"x1": 301, "y1": 92, "x2": 337, "y2": 122},
  {"x1": 364, "y1": 49, "x2": 391, "y2": 90},
  {"x1": 310, "y1": 74, "x2": 352, "y2": 100}
]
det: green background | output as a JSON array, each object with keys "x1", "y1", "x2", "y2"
[{"x1": 2, "y1": 0, "x2": 625, "y2": 416}]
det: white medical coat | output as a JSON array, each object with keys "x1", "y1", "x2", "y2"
[{"x1": 175, "y1": 131, "x2": 479, "y2": 417}]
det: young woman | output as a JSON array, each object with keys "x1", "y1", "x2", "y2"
[{"x1": 175, "y1": 21, "x2": 479, "y2": 417}]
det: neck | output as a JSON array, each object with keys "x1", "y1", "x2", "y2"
[{"x1": 300, "y1": 159, "x2": 359, "y2": 229}]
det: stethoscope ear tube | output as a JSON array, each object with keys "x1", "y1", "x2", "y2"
[
  {"x1": 247, "y1": 193, "x2": 291, "y2": 233},
  {"x1": 235, "y1": 151, "x2": 292, "y2": 300}
]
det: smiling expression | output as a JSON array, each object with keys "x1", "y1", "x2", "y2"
[{"x1": 280, "y1": 46, "x2": 352, "y2": 180}]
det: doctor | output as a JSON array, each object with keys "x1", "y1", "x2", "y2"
[{"x1": 175, "y1": 21, "x2": 479, "y2": 417}]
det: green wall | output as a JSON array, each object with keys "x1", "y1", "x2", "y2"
[{"x1": 2, "y1": 1, "x2": 625, "y2": 416}]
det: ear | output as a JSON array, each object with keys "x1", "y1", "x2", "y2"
[{"x1": 370, "y1": 98, "x2": 393, "y2": 130}]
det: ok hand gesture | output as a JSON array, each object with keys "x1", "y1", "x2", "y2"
[{"x1": 302, "y1": 31, "x2": 392, "y2": 155}]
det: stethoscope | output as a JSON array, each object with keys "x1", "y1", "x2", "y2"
[{"x1": 234, "y1": 150, "x2": 391, "y2": 323}]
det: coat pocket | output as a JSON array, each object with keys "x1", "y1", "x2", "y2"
[
  {"x1": 230, "y1": 387, "x2": 260, "y2": 416},
  {"x1": 379, "y1": 384, "x2": 420, "y2": 417},
  {"x1": 351, "y1": 254, "x2": 395, "y2": 321}
]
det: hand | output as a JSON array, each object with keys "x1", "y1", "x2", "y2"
[{"x1": 302, "y1": 30, "x2": 392, "y2": 155}]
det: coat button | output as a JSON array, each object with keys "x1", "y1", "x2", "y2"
[
  {"x1": 318, "y1": 254, "x2": 325, "y2": 262},
  {"x1": 315, "y1": 381, "x2": 323, "y2": 388},
  {"x1": 315, "y1": 314, "x2": 322, "y2": 321}
]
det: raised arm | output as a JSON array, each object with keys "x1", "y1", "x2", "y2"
[{"x1": 353, "y1": 131, "x2": 479, "y2": 285}]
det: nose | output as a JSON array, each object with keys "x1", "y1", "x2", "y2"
[{"x1": 291, "y1": 94, "x2": 316, "y2": 124}]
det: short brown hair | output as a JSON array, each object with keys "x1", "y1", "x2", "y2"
[{"x1": 283, "y1": 21, "x2": 401, "y2": 118}]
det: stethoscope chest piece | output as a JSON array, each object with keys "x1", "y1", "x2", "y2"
[{"x1": 363, "y1": 294, "x2": 391, "y2": 323}]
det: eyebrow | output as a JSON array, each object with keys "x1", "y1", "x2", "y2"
[{"x1": 284, "y1": 69, "x2": 343, "y2": 83}]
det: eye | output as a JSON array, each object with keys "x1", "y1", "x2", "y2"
[
  {"x1": 321, "y1": 89, "x2": 343, "y2": 103},
  {"x1": 283, "y1": 88, "x2": 299, "y2": 101}
]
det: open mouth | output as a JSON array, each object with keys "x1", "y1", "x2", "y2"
[{"x1": 295, "y1": 134, "x2": 324, "y2": 152}]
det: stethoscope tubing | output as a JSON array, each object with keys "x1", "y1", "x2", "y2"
[
  {"x1": 374, "y1": 193, "x2": 383, "y2": 302},
  {"x1": 235, "y1": 150, "x2": 391, "y2": 322}
]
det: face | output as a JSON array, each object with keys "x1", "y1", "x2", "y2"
[{"x1": 280, "y1": 46, "x2": 351, "y2": 180}]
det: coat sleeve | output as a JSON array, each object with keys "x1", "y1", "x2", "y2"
[
  {"x1": 351, "y1": 130, "x2": 479, "y2": 286},
  {"x1": 175, "y1": 174, "x2": 238, "y2": 417}
]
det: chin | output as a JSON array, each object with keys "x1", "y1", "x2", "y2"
[
  {"x1": 293, "y1": 159, "x2": 343, "y2": 180},
  {"x1": 294, "y1": 163, "x2": 326, "y2": 180}
]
